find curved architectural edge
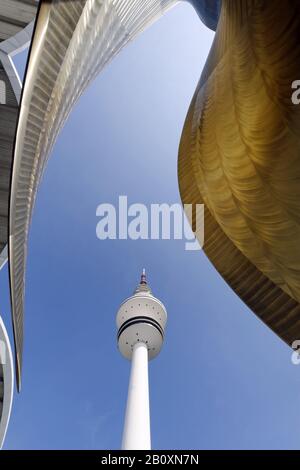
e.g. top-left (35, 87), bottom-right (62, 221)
top-left (0, 22), bottom-right (36, 274)
top-left (0, 316), bottom-right (14, 449)
top-left (0, 2), bottom-right (38, 274)
top-left (189, 0), bottom-right (220, 31)
top-left (179, 0), bottom-right (300, 347)
top-left (9, 0), bottom-right (220, 390)
top-left (9, 0), bottom-right (182, 391)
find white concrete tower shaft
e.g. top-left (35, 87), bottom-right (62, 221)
top-left (122, 342), bottom-right (151, 450)
top-left (116, 269), bottom-right (167, 450)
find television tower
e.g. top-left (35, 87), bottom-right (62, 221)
top-left (116, 269), bottom-right (167, 450)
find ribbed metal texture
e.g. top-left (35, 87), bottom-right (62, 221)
top-left (0, 0), bottom-right (37, 42)
top-left (12, 0), bottom-right (300, 391)
top-left (179, 0), bottom-right (300, 347)
top-left (10, 0), bottom-right (177, 390)
top-left (0, 1), bottom-right (37, 273)
top-left (0, 316), bottom-right (13, 449)
top-left (0, 63), bottom-right (17, 257)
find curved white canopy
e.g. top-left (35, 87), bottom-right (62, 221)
top-left (0, 316), bottom-right (13, 449)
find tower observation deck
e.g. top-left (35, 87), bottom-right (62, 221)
top-left (116, 270), bottom-right (167, 450)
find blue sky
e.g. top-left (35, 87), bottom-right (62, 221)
top-left (1, 2), bottom-right (300, 450)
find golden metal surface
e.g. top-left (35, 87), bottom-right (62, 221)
top-left (179, 0), bottom-right (300, 345)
